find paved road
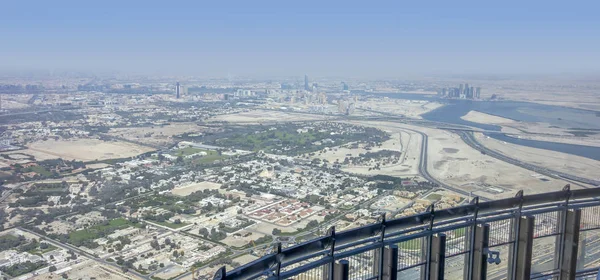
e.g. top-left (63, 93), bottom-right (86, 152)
top-left (19, 227), bottom-right (148, 280)
top-left (457, 130), bottom-right (600, 187)
top-left (400, 127), bottom-right (490, 202)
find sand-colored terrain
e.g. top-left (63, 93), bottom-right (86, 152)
top-left (314, 127), bottom-right (421, 176)
top-left (171, 181), bottom-right (222, 196)
top-left (461, 111), bottom-right (516, 125)
top-left (338, 121), bottom-right (420, 177)
top-left (153, 265), bottom-right (187, 280)
top-left (503, 131), bottom-right (600, 148)
top-left (30, 260), bottom-right (134, 280)
top-left (475, 133), bottom-right (600, 181)
top-left (210, 109), bottom-right (329, 123)
top-left (358, 99), bottom-right (443, 119)
top-left (25, 138), bottom-right (155, 162)
top-left (343, 120), bottom-right (573, 199)
top-left (424, 127), bottom-right (573, 199)
top-left (222, 230), bottom-right (269, 248)
top-left (109, 122), bottom-right (200, 146)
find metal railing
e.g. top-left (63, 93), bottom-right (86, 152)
top-left (215, 185), bottom-right (600, 280)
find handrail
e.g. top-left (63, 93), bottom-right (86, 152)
top-left (220, 186), bottom-right (600, 280)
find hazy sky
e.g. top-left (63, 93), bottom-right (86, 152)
top-left (1, 0), bottom-right (599, 77)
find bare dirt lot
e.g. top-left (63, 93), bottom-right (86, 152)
top-left (475, 133), bottom-right (600, 181)
top-left (171, 181), bottom-right (222, 196)
top-left (109, 122), bottom-right (201, 146)
top-left (461, 110), bottom-right (516, 125)
top-left (344, 120), bottom-right (574, 200)
top-left (222, 230), bottom-right (269, 248)
top-left (358, 99), bottom-right (443, 119)
top-left (30, 260), bottom-right (134, 280)
top-left (340, 121), bottom-right (423, 176)
top-left (423, 127), bottom-right (573, 199)
top-left (25, 138), bottom-right (155, 161)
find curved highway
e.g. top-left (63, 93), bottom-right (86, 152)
top-left (352, 111), bottom-right (599, 189)
top-left (409, 128), bottom-right (491, 202)
top-left (456, 130), bottom-right (600, 187)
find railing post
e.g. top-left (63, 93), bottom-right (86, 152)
top-left (428, 233), bottom-right (447, 280)
top-left (508, 190), bottom-right (524, 280)
top-left (377, 214), bottom-right (387, 280)
top-left (422, 204), bottom-right (436, 280)
top-left (275, 242), bottom-right (282, 278)
top-left (556, 185), bottom-right (572, 273)
top-left (514, 216), bottom-right (535, 280)
top-left (470, 224), bottom-right (490, 280)
top-left (559, 209), bottom-right (582, 280)
top-left (382, 245), bottom-right (399, 280)
top-left (333, 260), bottom-right (350, 280)
top-left (323, 226), bottom-right (336, 280)
top-left (577, 231), bottom-right (587, 271)
top-left (465, 197), bottom-right (480, 280)
top-left (213, 266), bottom-right (226, 280)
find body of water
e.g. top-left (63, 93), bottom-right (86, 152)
top-left (363, 93), bottom-right (600, 161)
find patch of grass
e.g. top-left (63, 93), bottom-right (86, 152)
top-left (172, 147), bottom-right (205, 156)
top-left (25, 166), bottom-right (53, 176)
top-left (28, 244), bottom-right (58, 255)
top-left (425, 193), bottom-right (442, 201)
top-left (151, 220), bottom-right (189, 229)
top-left (195, 154), bottom-right (227, 163)
top-left (69, 218), bottom-right (139, 244)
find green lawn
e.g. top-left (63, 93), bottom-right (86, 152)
top-left (69, 218), bottom-right (138, 243)
top-left (151, 220), bottom-right (189, 229)
top-left (25, 166), bottom-right (53, 176)
top-left (424, 193), bottom-right (442, 202)
top-left (171, 147), bottom-right (228, 163)
top-left (195, 154), bottom-right (227, 163)
top-left (28, 244), bottom-right (58, 255)
top-left (172, 147), bottom-right (206, 156)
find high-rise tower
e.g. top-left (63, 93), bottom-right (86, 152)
top-left (176, 82), bottom-right (180, 99)
top-left (304, 75), bottom-right (309, 91)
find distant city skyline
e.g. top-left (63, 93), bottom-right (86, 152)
top-left (1, 0), bottom-right (599, 77)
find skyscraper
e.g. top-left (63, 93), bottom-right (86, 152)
top-left (176, 82), bottom-right (180, 99)
top-left (304, 75), bottom-right (310, 91)
top-left (475, 87), bottom-right (481, 99)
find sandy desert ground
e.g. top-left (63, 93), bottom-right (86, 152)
top-left (423, 127), bottom-right (574, 199)
top-left (475, 133), bottom-right (600, 181)
top-left (345, 120), bottom-right (574, 199)
top-left (29, 260), bottom-right (134, 280)
top-left (24, 138), bottom-right (155, 162)
top-left (316, 126), bottom-right (421, 177)
top-left (109, 122), bottom-right (201, 146)
top-left (358, 99), bottom-right (443, 118)
top-left (461, 110), bottom-right (516, 125)
top-left (171, 181), bottom-right (222, 196)
top-left (221, 230), bottom-right (269, 247)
